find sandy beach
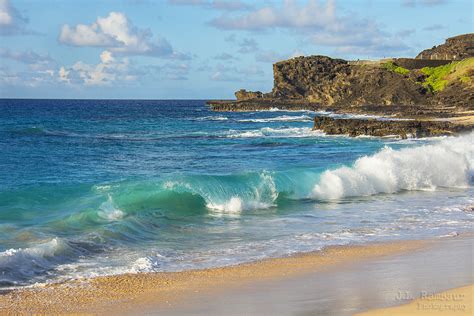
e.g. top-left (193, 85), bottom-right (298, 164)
top-left (357, 285), bottom-right (473, 316)
top-left (0, 235), bottom-right (472, 315)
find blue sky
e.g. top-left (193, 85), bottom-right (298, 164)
top-left (0, 0), bottom-right (472, 99)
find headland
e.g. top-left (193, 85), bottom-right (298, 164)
top-left (208, 34), bottom-right (474, 138)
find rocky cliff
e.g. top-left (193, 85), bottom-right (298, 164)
top-left (207, 34), bottom-right (474, 137)
top-left (271, 56), bottom-right (429, 106)
top-left (416, 33), bottom-right (474, 60)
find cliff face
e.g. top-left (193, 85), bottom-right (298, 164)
top-left (208, 34), bottom-right (473, 117)
top-left (207, 35), bottom-right (473, 137)
top-left (416, 34), bottom-right (474, 60)
top-left (271, 56), bottom-right (428, 106)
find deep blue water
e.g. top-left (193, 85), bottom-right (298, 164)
top-left (0, 99), bottom-right (472, 287)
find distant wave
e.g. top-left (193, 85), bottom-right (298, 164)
top-left (312, 133), bottom-right (473, 199)
top-left (193, 115), bottom-right (228, 121)
top-left (237, 115), bottom-right (312, 123)
top-left (226, 127), bottom-right (325, 138)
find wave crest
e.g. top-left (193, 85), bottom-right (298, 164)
top-left (312, 133), bottom-right (473, 200)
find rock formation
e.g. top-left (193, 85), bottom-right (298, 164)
top-left (271, 55), bottom-right (429, 106)
top-left (207, 34), bottom-right (474, 137)
top-left (313, 116), bottom-right (471, 138)
top-left (416, 34), bottom-right (474, 61)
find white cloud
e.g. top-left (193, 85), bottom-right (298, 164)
top-left (58, 66), bottom-right (69, 83)
top-left (209, 0), bottom-right (336, 30)
top-left (59, 12), bottom-right (176, 58)
top-left (0, 0), bottom-right (30, 35)
top-left (0, 48), bottom-right (56, 70)
top-left (100, 50), bottom-right (115, 63)
top-left (169, 0), bottom-right (253, 11)
top-left (60, 51), bottom-right (137, 86)
top-left (208, 0), bottom-right (411, 58)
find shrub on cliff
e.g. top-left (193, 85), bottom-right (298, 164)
top-left (421, 57), bottom-right (474, 92)
top-left (383, 61), bottom-right (410, 75)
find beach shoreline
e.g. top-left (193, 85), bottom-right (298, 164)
top-left (1, 235), bottom-right (472, 315)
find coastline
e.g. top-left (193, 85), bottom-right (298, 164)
top-left (1, 236), bottom-right (472, 314)
top-left (207, 100), bottom-right (474, 138)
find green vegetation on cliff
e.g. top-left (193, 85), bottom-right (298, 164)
top-left (421, 57), bottom-right (474, 92)
top-left (382, 61), bottom-right (410, 75)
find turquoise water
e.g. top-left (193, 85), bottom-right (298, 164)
top-left (0, 99), bottom-right (472, 287)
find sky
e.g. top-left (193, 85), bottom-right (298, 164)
top-left (0, 0), bottom-right (472, 99)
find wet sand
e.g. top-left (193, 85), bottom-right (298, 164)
top-left (0, 236), bottom-right (471, 315)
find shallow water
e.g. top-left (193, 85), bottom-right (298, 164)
top-left (0, 99), bottom-right (472, 287)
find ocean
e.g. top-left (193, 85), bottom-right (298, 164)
top-left (0, 99), bottom-right (472, 288)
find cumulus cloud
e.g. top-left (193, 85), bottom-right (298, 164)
top-left (209, 0), bottom-right (336, 30)
top-left (0, 0), bottom-right (30, 35)
top-left (168, 0), bottom-right (253, 11)
top-left (208, 0), bottom-right (410, 57)
top-left (59, 12), bottom-right (180, 58)
top-left (59, 51), bottom-right (137, 86)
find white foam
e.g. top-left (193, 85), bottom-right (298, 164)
top-left (312, 133), bottom-right (474, 200)
top-left (315, 110), bottom-right (414, 121)
top-left (237, 115), bottom-right (312, 123)
top-left (206, 172), bottom-right (278, 213)
top-left (0, 238), bottom-right (71, 283)
top-left (195, 115), bottom-right (228, 121)
top-left (226, 127), bottom-right (325, 138)
top-left (98, 195), bottom-right (124, 221)
top-left (130, 257), bottom-right (154, 273)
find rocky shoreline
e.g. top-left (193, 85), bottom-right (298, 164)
top-left (313, 116), bottom-right (472, 138)
top-left (207, 34), bottom-right (473, 138)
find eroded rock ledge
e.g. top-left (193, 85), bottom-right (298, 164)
top-left (313, 116), bottom-right (471, 139)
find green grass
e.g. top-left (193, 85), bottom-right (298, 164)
top-left (421, 63), bottom-right (455, 92)
top-left (421, 57), bottom-right (474, 92)
top-left (382, 61), bottom-right (410, 75)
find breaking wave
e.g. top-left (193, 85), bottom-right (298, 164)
top-left (1, 133), bottom-right (473, 287)
top-left (226, 127), bottom-right (325, 138)
top-left (194, 115), bottom-right (228, 121)
top-left (312, 133), bottom-right (473, 199)
top-left (237, 115), bottom-right (313, 123)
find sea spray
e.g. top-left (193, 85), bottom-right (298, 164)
top-left (98, 195), bottom-right (125, 221)
top-left (312, 133), bottom-right (473, 200)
